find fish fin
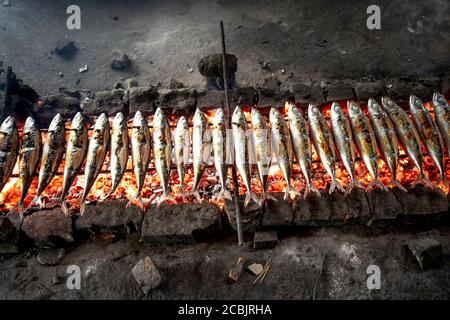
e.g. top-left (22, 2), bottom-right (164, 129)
top-left (260, 190), bottom-right (278, 204)
top-left (157, 192), bottom-right (173, 207)
top-left (329, 178), bottom-right (345, 194)
top-left (79, 201), bottom-right (86, 216)
top-left (27, 196), bottom-right (43, 209)
top-left (101, 191), bottom-right (112, 201)
top-left (346, 179), bottom-right (364, 195)
top-left (304, 183), bottom-right (321, 198)
top-left (388, 179), bottom-right (407, 192)
top-left (366, 179), bottom-right (387, 192)
top-left (191, 190), bottom-right (203, 203)
top-left (61, 200), bottom-right (71, 217)
top-left (412, 173), bottom-right (433, 189)
top-left (127, 193), bottom-right (145, 211)
top-left (244, 190), bottom-right (260, 207)
top-left (218, 188), bottom-right (232, 201)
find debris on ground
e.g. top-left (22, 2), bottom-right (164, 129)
top-left (227, 257), bottom-right (245, 282)
top-left (79, 65), bottom-right (88, 73)
top-left (248, 263), bottom-right (263, 276)
top-left (110, 51), bottom-right (131, 70)
top-left (131, 256), bottom-right (164, 295)
top-left (253, 257), bottom-right (272, 284)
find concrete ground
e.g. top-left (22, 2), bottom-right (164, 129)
top-left (0, 0), bottom-right (449, 96)
top-left (0, 225), bottom-right (449, 300)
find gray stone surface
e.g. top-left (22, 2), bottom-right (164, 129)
top-left (37, 248), bottom-right (65, 266)
top-left (405, 238), bottom-right (443, 270)
top-left (254, 231), bottom-right (278, 250)
top-left (260, 192), bottom-right (294, 227)
top-left (291, 81), bottom-right (325, 104)
top-left (132, 256), bottom-right (164, 295)
top-left (157, 88), bottom-right (197, 115)
top-left (224, 196), bottom-right (262, 232)
top-left (325, 80), bottom-right (355, 102)
top-left (354, 81), bottom-right (386, 100)
top-left (393, 186), bottom-right (448, 216)
top-left (125, 86), bottom-right (158, 115)
top-left (34, 94), bottom-right (81, 126)
top-left (81, 89), bottom-right (126, 116)
top-left (367, 189), bottom-right (403, 220)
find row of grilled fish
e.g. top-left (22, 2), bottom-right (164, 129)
top-left (0, 93), bottom-right (448, 218)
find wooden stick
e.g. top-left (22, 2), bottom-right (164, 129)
top-left (253, 257), bottom-right (272, 284)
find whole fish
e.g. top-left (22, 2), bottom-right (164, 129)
top-left (153, 108), bottom-right (173, 206)
top-left (128, 111), bottom-right (151, 210)
top-left (287, 103), bottom-right (321, 198)
top-left (60, 112), bottom-right (88, 215)
top-left (0, 116), bottom-right (19, 195)
top-left (409, 95), bottom-right (446, 186)
top-left (251, 107), bottom-right (275, 202)
top-left (330, 102), bottom-right (362, 194)
top-left (368, 99), bottom-right (406, 191)
top-left (347, 101), bottom-right (386, 192)
top-left (270, 107), bottom-right (296, 200)
top-left (191, 108), bottom-right (212, 202)
top-left (174, 116), bottom-right (190, 195)
top-left (432, 92), bottom-right (450, 157)
top-left (105, 112), bottom-right (129, 199)
top-left (79, 113), bottom-right (110, 215)
top-left (28, 113), bottom-right (65, 209)
top-left (232, 106), bottom-right (259, 206)
top-left (212, 108), bottom-right (231, 200)
top-left (10, 116), bottom-right (40, 219)
top-left (308, 104), bottom-right (344, 194)
top-left (381, 96), bottom-right (431, 187)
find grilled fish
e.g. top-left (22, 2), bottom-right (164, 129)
top-left (348, 101), bottom-right (386, 192)
top-left (128, 111), bottom-right (151, 211)
top-left (270, 107), bottom-right (296, 200)
top-left (153, 108), bottom-right (173, 206)
top-left (368, 99), bottom-right (406, 191)
top-left (409, 95), bottom-right (446, 186)
top-left (105, 112), bottom-right (129, 199)
top-left (60, 112), bottom-right (88, 215)
top-left (381, 96), bottom-right (431, 187)
top-left (191, 108), bottom-right (212, 202)
top-left (174, 116), bottom-right (190, 195)
top-left (9, 117), bottom-right (40, 218)
top-left (28, 113), bottom-right (65, 209)
top-left (432, 92), bottom-right (450, 157)
top-left (308, 104), bottom-right (344, 193)
top-left (212, 108), bottom-right (231, 200)
top-left (330, 102), bottom-right (362, 194)
top-left (251, 107), bottom-right (276, 203)
top-left (232, 106), bottom-right (259, 206)
top-left (79, 113), bottom-right (110, 215)
top-left (0, 117), bottom-right (19, 195)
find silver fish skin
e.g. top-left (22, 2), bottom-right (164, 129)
top-left (29, 113), bottom-right (65, 209)
top-left (347, 101), bottom-right (386, 192)
top-left (432, 92), bottom-right (450, 157)
top-left (61, 112), bottom-right (88, 215)
top-left (212, 108), bottom-right (231, 200)
top-left (232, 106), bottom-right (259, 207)
top-left (153, 108), bottom-right (173, 206)
top-left (80, 113), bottom-right (110, 215)
top-left (270, 107), bottom-right (296, 200)
top-left (0, 116), bottom-right (19, 195)
top-left (174, 116), bottom-right (190, 195)
top-left (105, 112), bottom-right (129, 199)
top-left (251, 107), bottom-right (275, 203)
top-left (409, 95), bottom-right (445, 185)
top-left (367, 99), bottom-right (406, 191)
top-left (10, 116), bottom-right (40, 218)
top-left (128, 111), bottom-right (151, 210)
top-left (330, 102), bottom-right (362, 194)
top-left (308, 104), bottom-right (344, 194)
top-left (191, 108), bottom-right (211, 202)
top-left (381, 96), bottom-right (430, 187)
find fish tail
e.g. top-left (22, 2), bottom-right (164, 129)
top-left (60, 200), bottom-right (71, 217)
top-left (366, 179), bottom-right (387, 192)
top-left (346, 179), bottom-right (364, 195)
top-left (388, 179), bottom-right (407, 192)
top-left (191, 190), bottom-right (203, 203)
top-left (304, 183), bottom-right (321, 198)
top-left (101, 192), bottom-right (112, 201)
top-left (412, 172), bottom-right (433, 188)
top-left (157, 192), bottom-right (173, 207)
top-left (329, 178), bottom-right (345, 194)
top-left (8, 202), bottom-right (25, 222)
top-left (79, 201), bottom-right (86, 216)
top-left (218, 188), bottom-right (232, 201)
top-left (260, 190), bottom-right (277, 204)
top-left (28, 195), bottom-right (43, 209)
top-left (244, 190), bottom-right (260, 207)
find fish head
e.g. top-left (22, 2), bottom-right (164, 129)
top-left (48, 113), bottom-right (64, 132)
top-left (71, 112), bottom-right (86, 130)
top-left (177, 116), bottom-right (188, 129)
top-left (433, 92), bottom-right (448, 108)
top-left (308, 104), bottom-right (320, 120)
top-left (133, 111), bottom-right (146, 127)
top-left (409, 95), bottom-right (423, 112)
top-left (0, 116), bottom-right (16, 133)
top-left (23, 116), bottom-right (37, 133)
top-left (286, 101), bottom-right (299, 119)
top-left (194, 108), bottom-right (206, 127)
top-left (367, 98), bottom-right (382, 115)
top-left (92, 113), bottom-right (110, 138)
top-left (347, 101), bottom-right (362, 118)
top-left (154, 107), bottom-right (165, 122)
top-left (232, 106), bottom-right (244, 125)
top-left (330, 102), bottom-right (343, 120)
top-left (213, 109), bottom-right (225, 129)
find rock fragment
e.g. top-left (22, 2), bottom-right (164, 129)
top-left (132, 256), bottom-right (164, 295)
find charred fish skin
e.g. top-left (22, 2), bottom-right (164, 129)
top-left (153, 108), bottom-right (173, 206)
top-left (10, 116), bottom-right (40, 217)
top-left (270, 107), bottom-right (296, 200)
top-left (409, 95), bottom-right (445, 185)
top-left (128, 111), bottom-right (151, 210)
top-left (347, 100), bottom-right (386, 192)
top-left (79, 113), bottom-right (110, 215)
top-left (29, 113), bottom-right (65, 209)
top-left (106, 112), bottom-right (129, 199)
top-left (368, 98), bottom-right (406, 192)
top-left (191, 108), bottom-right (211, 202)
top-left (432, 92), bottom-right (450, 157)
top-left (232, 106), bottom-right (259, 207)
top-left (0, 116), bottom-right (19, 195)
top-left (381, 96), bottom-right (430, 187)
top-left (251, 107), bottom-right (275, 203)
top-left (174, 115), bottom-right (190, 195)
top-left (329, 102), bottom-right (361, 194)
top-left (308, 104), bottom-right (344, 194)
top-left (287, 102), bottom-right (320, 198)
top-left (212, 108), bottom-right (231, 200)
top-left (61, 112), bottom-right (88, 215)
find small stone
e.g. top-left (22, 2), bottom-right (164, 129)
top-left (228, 257), bottom-right (245, 282)
top-left (124, 78), bottom-right (139, 89)
top-left (281, 69), bottom-right (286, 74)
top-left (113, 81), bottom-right (124, 89)
top-left (169, 78), bottom-right (184, 89)
top-left (405, 238), bottom-right (443, 270)
top-left (54, 40), bottom-right (77, 59)
top-left (132, 256), bottom-right (164, 295)
top-left (110, 51), bottom-right (131, 70)
top-left (51, 275), bottom-right (62, 285)
top-left (79, 65), bottom-right (88, 73)
top-left (37, 248), bottom-right (65, 266)
top-left (187, 66), bottom-right (194, 73)
top-left (58, 72), bottom-right (64, 78)
top-left (248, 263), bottom-right (263, 276)
top-left (3, 0), bottom-right (10, 7)
top-left (254, 231), bottom-right (278, 250)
